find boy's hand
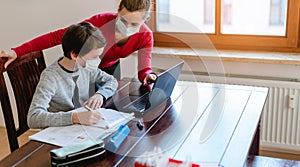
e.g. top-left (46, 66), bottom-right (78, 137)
top-left (82, 93), bottom-right (104, 110)
top-left (72, 111), bottom-right (102, 125)
top-left (0, 50), bottom-right (17, 68)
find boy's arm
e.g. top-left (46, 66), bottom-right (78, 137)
top-left (93, 70), bottom-right (118, 100)
top-left (27, 72), bottom-right (73, 129)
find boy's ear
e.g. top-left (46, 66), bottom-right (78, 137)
top-left (70, 51), bottom-right (78, 60)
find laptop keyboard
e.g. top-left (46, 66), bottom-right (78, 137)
top-left (132, 93), bottom-right (149, 110)
top-left (122, 92), bottom-right (149, 112)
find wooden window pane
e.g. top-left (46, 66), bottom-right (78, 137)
top-left (151, 0), bottom-right (300, 51)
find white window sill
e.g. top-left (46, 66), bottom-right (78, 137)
top-left (152, 47), bottom-right (300, 65)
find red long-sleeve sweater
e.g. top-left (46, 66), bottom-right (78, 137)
top-left (12, 12), bottom-right (154, 82)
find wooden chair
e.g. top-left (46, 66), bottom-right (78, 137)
top-left (0, 51), bottom-right (46, 152)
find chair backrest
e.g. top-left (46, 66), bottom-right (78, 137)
top-left (0, 51), bottom-right (46, 152)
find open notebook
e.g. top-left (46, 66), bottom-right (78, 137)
top-left (93, 108), bottom-right (134, 129)
top-left (29, 108), bottom-right (134, 147)
top-left (70, 107), bottom-right (134, 129)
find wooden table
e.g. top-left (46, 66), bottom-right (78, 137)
top-left (0, 78), bottom-right (268, 167)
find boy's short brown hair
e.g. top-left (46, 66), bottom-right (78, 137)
top-left (62, 22), bottom-right (106, 59)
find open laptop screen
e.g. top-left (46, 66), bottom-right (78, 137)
top-left (145, 62), bottom-right (184, 110)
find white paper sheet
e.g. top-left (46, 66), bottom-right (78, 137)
top-left (29, 125), bottom-right (110, 147)
top-left (29, 108), bottom-right (134, 147)
top-left (94, 108), bottom-right (134, 129)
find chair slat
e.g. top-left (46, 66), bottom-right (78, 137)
top-left (0, 51), bottom-right (46, 152)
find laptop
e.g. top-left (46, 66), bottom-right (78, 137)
top-left (120, 61), bottom-right (184, 114)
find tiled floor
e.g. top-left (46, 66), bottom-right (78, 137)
top-left (260, 150), bottom-right (300, 161)
top-left (246, 156), bottom-right (300, 167)
top-left (0, 127), bottom-right (38, 160)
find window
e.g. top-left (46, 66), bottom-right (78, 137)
top-left (156, 0), bottom-right (215, 33)
top-left (269, 0), bottom-right (285, 25)
top-left (150, 0), bottom-right (300, 51)
top-left (221, 0), bottom-right (287, 36)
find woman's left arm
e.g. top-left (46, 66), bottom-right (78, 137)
top-left (137, 30), bottom-right (156, 84)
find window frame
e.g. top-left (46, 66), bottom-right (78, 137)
top-left (148, 0), bottom-right (300, 52)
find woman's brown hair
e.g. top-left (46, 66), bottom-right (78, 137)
top-left (118, 0), bottom-right (152, 19)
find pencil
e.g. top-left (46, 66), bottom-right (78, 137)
top-left (84, 105), bottom-right (109, 129)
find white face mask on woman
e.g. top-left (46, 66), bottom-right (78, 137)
top-left (116, 18), bottom-right (140, 37)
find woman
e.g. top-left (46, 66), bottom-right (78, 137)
top-left (0, 0), bottom-right (156, 85)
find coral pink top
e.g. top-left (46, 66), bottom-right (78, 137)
top-left (12, 12), bottom-right (154, 82)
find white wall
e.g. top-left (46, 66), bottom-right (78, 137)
top-left (0, 0), bottom-right (118, 126)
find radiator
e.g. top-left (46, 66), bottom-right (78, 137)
top-left (261, 87), bottom-right (300, 154)
top-left (180, 73), bottom-right (300, 154)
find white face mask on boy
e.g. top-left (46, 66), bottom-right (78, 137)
top-left (78, 57), bottom-right (101, 72)
top-left (116, 18), bottom-right (140, 37)
top-left (84, 59), bottom-right (101, 71)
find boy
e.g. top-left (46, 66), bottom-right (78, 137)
top-left (27, 22), bottom-right (118, 129)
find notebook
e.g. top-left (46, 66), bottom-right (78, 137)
top-left (29, 108), bottom-right (134, 147)
top-left (94, 108), bottom-right (134, 129)
top-left (73, 107), bottom-right (134, 129)
top-left (120, 62), bottom-right (184, 114)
